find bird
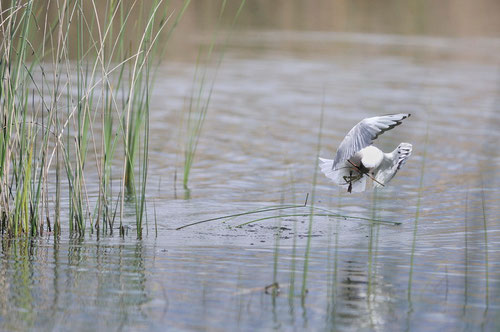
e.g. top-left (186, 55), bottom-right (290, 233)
top-left (319, 114), bottom-right (412, 193)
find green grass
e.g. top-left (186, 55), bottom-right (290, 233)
top-left (0, 0), bottom-right (190, 238)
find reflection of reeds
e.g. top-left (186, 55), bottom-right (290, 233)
top-left (0, 0), bottom-right (189, 238)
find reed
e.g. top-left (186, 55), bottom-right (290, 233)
top-left (1, 0), bottom-right (37, 236)
top-left (181, 0), bottom-right (246, 191)
top-left (480, 177), bottom-right (489, 308)
top-left (301, 100), bottom-right (325, 299)
top-left (0, 0), bottom-right (189, 238)
top-left (288, 173), bottom-right (299, 310)
top-left (463, 188), bottom-right (469, 314)
top-left (408, 125), bottom-right (429, 299)
top-left (271, 193), bottom-right (285, 297)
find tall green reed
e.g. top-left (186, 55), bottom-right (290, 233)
top-left (301, 96), bottom-right (325, 299)
top-left (0, 0), bottom-right (189, 238)
top-left (1, 0), bottom-right (36, 236)
top-left (408, 125), bottom-right (428, 301)
top-left (480, 176), bottom-right (489, 309)
top-left (463, 188), bottom-right (469, 314)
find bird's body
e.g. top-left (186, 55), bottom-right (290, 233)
top-left (319, 114), bottom-right (412, 193)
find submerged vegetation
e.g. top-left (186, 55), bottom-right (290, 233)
top-left (0, 0), bottom-right (190, 238)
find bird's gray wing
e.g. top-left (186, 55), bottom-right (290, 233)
top-left (332, 113), bottom-right (411, 170)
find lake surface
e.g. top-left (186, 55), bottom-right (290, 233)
top-left (2, 1), bottom-right (500, 331)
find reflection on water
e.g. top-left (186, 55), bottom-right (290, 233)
top-left (0, 238), bottom-right (148, 330)
top-left (0, 210), bottom-right (499, 330)
top-left (2, 0), bottom-right (500, 330)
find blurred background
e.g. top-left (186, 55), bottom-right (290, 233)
top-left (168, 0), bottom-right (500, 57)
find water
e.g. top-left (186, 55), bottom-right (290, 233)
top-left (2, 2), bottom-right (500, 331)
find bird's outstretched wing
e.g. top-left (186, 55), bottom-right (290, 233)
top-left (332, 113), bottom-right (411, 170)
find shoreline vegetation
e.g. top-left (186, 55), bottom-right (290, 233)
top-left (0, 0), bottom-right (258, 239)
top-left (0, 0), bottom-right (191, 238)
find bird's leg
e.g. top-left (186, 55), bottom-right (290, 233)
top-left (347, 160), bottom-right (385, 187)
top-left (342, 164), bottom-right (368, 192)
top-left (347, 170), bottom-right (352, 193)
top-left (342, 173), bottom-right (362, 184)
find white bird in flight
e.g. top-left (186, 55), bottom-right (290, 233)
top-left (319, 114), bottom-right (412, 193)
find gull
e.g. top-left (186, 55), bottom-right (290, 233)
top-left (319, 114), bottom-right (412, 193)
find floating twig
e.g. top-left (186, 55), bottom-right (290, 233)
top-left (175, 193), bottom-right (402, 230)
top-left (175, 194), bottom-right (309, 230)
top-left (235, 213), bottom-right (401, 228)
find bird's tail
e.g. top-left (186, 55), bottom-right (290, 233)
top-left (319, 158), bottom-right (367, 192)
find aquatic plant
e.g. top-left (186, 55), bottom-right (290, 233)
top-left (408, 125), bottom-right (428, 299)
top-left (301, 97), bottom-right (325, 299)
top-left (480, 177), bottom-right (489, 308)
top-left (0, 0), bottom-right (190, 238)
top-left (181, 0), bottom-right (246, 192)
